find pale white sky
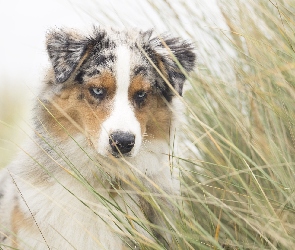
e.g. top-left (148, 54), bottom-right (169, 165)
top-left (0, 0), bottom-right (228, 88)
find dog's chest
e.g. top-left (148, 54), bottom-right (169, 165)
top-left (17, 179), bottom-right (126, 250)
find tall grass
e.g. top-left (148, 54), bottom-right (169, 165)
top-left (180, 0), bottom-right (295, 249)
top-left (1, 0), bottom-right (295, 249)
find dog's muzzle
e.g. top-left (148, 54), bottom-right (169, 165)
top-left (109, 131), bottom-right (135, 156)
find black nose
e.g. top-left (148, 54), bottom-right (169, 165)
top-left (109, 131), bottom-right (135, 155)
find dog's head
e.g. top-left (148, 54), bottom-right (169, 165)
top-left (44, 27), bottom-right (195, 158)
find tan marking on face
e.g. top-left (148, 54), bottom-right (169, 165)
top-left (41, 71), bottom-right (116, 145)
top-left (87, 72), bottom-right (117, 97)
top-left (156, 54), bottom-right (168, 79)
top-left (145, 96), bottom-right (172, 140)
top-left (11, 205), bottom-right (34, 248)
top-left (129, 75), bottom-right (172, 141)
top-left (128, 75), bottom-right (151, 94)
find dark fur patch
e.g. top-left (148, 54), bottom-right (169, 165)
top-left (77, 93), bottom-right (84, 100)
top-left (74, 71), bottom-right (84, 84)
top-left (142, 32), bottom-right (196, 100)
top-left (74, 35), bottom-right (116, 83)
top-left (46, 30), bottom-right (89, 83)
top-left (134, 66), bottom-right (148, 76)
top-left (46, 28), bottom-right (115, 84)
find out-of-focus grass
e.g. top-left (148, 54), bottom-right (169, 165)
top-left (0, 82), bottom-right (31, 169)
top-left (179, 0), bottom-right (295, 249)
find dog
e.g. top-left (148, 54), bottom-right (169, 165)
top-left (0, 27), bottom-right (195, 249)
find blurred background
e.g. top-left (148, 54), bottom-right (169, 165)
top-left (1, 0), bottom-right (295, 249)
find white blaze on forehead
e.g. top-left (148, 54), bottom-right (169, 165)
top-left (116, 45), bottom-right (131, 92)
top-left (96, 45), bottom-right (142, 156)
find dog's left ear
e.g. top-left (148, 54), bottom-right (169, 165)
top-left (46, 29), bottom-right (89, 83)
top-left (145, 33), bottom-right (196, 99)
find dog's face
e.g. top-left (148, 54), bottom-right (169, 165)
top-left (44, 28), bottom-right (195, 158)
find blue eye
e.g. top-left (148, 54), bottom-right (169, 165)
top-left (137, 91), bottom-right (146, 99)
top-left (134, 90), bottom-right (147, 107)
top-left (92, 88), bottom-right (103, 95)
top-left (89, 87), bottom-right (106, 99)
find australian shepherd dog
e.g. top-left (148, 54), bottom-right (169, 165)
top-left (0, 27), bottom-right (195, 249)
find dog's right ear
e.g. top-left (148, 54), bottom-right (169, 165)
top-left (46, 29), bottom-right (90, 83)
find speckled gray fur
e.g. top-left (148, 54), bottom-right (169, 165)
top-left (46, 27), bottom-right (196, 101)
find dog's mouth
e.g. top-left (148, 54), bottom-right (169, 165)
top-left (110, 151), bottom-right (133, 158)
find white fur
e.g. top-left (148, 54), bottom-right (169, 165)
top-left (97, 46), bottom-right (142, 156)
